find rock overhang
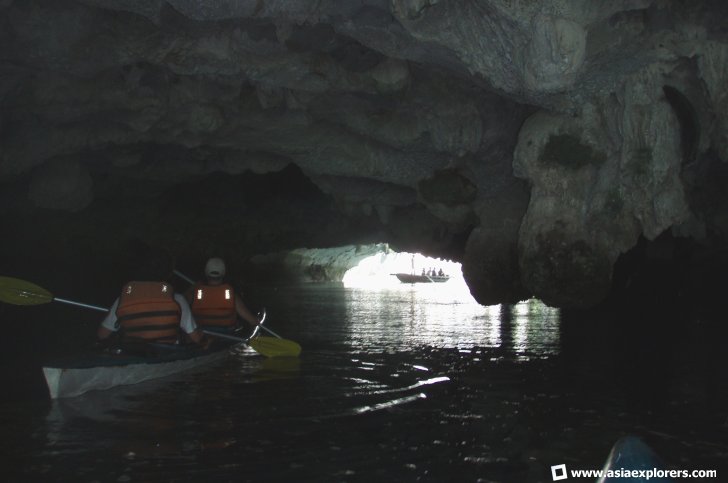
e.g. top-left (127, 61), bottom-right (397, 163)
top-left (1, 0), bottom-right (728, 309)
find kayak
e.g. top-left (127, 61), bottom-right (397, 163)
top-left (42, 339), bottom-right (242, 399)
top-left (0, 276), bottom-right (300, 398)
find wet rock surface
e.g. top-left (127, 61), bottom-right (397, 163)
top-left (2, 0), bottom-right (728, 309)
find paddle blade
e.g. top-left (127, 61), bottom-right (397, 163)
top-left (0, 276), bottom-right (54, 306)
top-left (249, 336), bottom-right (302, 358)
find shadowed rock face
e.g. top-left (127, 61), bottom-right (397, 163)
top-left (1, 0), bottom-right (728, 308)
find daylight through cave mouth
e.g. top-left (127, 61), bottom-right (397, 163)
top-left (341, 248), bottom-right (476, 300)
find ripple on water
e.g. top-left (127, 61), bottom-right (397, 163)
top-left (3, 284), bottom-right (726, 481)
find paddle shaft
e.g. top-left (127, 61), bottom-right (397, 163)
top-left (51, 295), bottom-right (257, 342)
top-left (56, 284), bottom-right (265, 341)
top-left (172, 269), bottom-right (283, 339)
top-left (0, 275), bottom-right (299, 357)
top-left (201, 307), bottom-right (265, 344)
top-left (57, 294), bottom-right (256, 344)
top-left (54, 297), bottom-right (109, 313)
top-left (254, 324), bottom-right (281, 339)
top-left (201, 330), bottom-right (248, 343)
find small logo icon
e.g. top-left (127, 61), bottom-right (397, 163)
top-left (551, 464), bottom-right (568, 481)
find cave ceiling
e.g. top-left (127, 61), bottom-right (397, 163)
top-left (1, 0), bottom-right (728, 308)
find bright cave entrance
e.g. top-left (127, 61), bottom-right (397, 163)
top-left (342, 250), bottom-right (478, 304)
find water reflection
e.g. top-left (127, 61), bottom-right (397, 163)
top-left (337, 285), bottom-right (560, 358)
top-left (353, 393), bottom-right (427, 414)
top-left (509, 300), bottom-right (561, 359)
top-left (12, 284), bottom-right (574, 482)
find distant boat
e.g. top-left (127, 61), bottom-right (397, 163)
top-left (392, 273), bottom-right (450, 284)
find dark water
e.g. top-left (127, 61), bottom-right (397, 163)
top-left (1, 283), bottom-right (727, 482)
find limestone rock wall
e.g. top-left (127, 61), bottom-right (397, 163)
top-left (2, 0), bottom-right (728, 308)
top-left (249, 244), bottom-right (391, 283)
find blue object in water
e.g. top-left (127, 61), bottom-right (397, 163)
top-left (598, 436), bottom-right (674, 482)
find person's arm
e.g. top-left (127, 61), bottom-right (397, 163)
top-left (235, 294), bottom-right (260, 328)
top-left (187, 329), bottom-right (206, 345)
top-left (97, 298), bottom-right (120, 340)
top-left (175, 294), bottom-right (208, 346)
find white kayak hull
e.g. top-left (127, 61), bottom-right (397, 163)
top-left (43, 343), bottom-right (238, 399)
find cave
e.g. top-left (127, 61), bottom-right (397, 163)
top-left (4, 0), bottom-right (727, 312)
top-left (1, 1), bottom-right (728, 481)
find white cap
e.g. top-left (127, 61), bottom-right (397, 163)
top-left (205, 257), bottom-right (226, 278)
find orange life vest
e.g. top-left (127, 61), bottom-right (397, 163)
top-left (116, 281), bottom-right (181, 343)
top-left (190, 283), bottom-right (236, 329)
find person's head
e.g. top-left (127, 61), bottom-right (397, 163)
top-left (205, 257), bottom-right (226, 284)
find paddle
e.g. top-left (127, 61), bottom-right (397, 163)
top-left (200, 309), bottom-right (300, 357)
top-left (172, 269), bottom-right (288, 340)
top-left (203, 330), bottom-right (302, 358)
top-left (0, 276), bottom-right (300, 358)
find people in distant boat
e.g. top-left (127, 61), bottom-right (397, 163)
top-left (97, 250), bottom-right (207, 347)
top-left (186, 257), bottom-right (261, 334)
top-left (438, 268), bottom-right (444, 277)
top-left (421, 268), bottom-right (426, 276)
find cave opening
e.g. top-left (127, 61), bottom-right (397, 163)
top-left (341, 248), bottom-right (472, 296)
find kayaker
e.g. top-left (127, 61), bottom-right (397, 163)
top-left (97, 256), bottom-right (208, 347)
top-left (187, 257), bottom-right (261, 334)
